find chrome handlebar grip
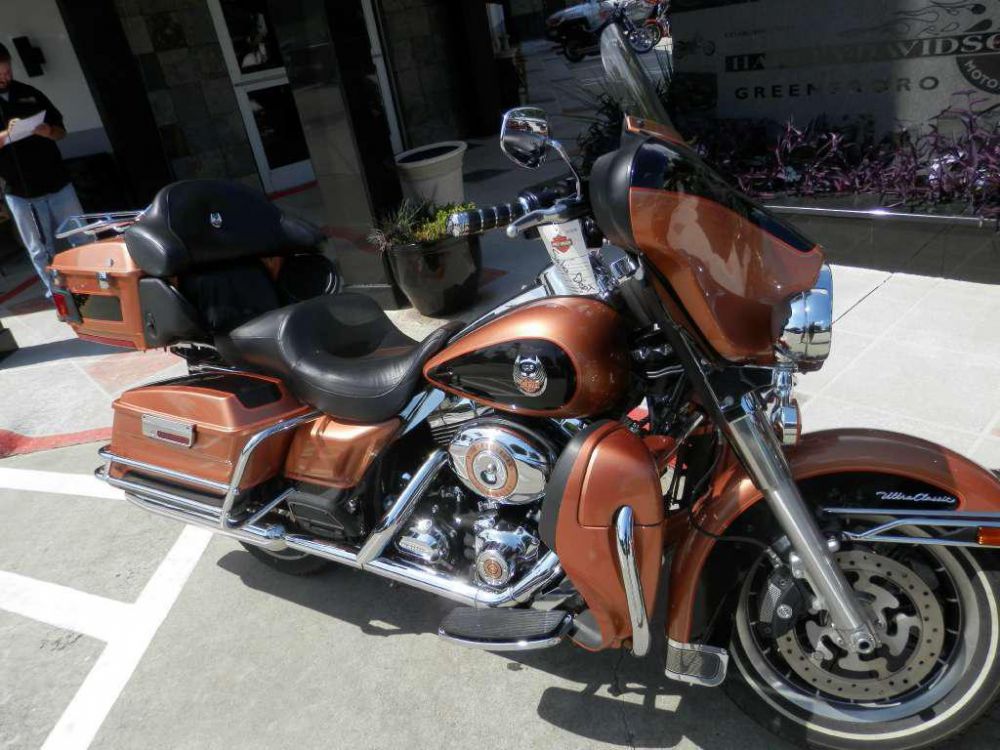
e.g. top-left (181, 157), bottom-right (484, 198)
top-left (447, 199), bottom-right (531, 237)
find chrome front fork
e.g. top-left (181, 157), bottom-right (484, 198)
top-left (726, 393), bottom-right (879, 655)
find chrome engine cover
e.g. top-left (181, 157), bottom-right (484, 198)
top-left (474, 515), bottom-right (540, 588)
top-left (396, 517), bottom-right (453, 564)
top-left (448, 421), bottom-right (555, 505)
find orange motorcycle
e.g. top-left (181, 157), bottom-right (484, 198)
top-left (49, 26), bottom-right (1000, 750)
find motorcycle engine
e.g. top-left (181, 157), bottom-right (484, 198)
top-left (448, 422), bottom-right (554, 505)
top-left (394, 404), bottom-right (562, 590)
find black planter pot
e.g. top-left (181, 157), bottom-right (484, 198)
top-left (386, 235), bottom-right (482, 317)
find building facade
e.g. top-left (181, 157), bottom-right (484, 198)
top-left (4, 0), bottom-right (513, 294)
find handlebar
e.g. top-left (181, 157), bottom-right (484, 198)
top-left (447, 175), bottom-right (581, 238)
top-left (447, 200), bottom-right (530, 237)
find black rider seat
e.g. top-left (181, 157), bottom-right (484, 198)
top-left (216, 293), bottom-right (459, 424)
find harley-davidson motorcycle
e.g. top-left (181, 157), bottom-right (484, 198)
top-left (47, 25), bottom-right (1000, 750)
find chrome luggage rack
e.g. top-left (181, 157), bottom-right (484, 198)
top-left (56, 211), bottom-right (146, 241)
top-left (94, 410), bottom-right (566, 610)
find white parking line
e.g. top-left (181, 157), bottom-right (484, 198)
top-left (41, 525), bottom-right (212, 750)
top-left (0, 571), bottom-right (130, 643)
top-left (0, 467), bottom-right (212, 749)
top-left (0, 468), bottom-right (122, 500)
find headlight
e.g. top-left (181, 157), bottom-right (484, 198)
top-left (776, 264), bottom-right (833, 371)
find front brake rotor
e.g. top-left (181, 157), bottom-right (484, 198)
top-left (775, 550), bottom-right (945, 701)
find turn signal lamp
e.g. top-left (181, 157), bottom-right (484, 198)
top-left (977, 528), bottom-right (1000, 547)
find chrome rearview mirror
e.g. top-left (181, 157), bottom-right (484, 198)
top-left (501, 107), bottom-right (551, 169)
top-left (500, 106), bottom-right (582, 198)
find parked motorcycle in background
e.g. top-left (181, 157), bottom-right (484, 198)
top-left (641, 0), bottom-right (671, 50)
top-left (46, 21), bottom-right (1000, 750)
top-left (547, 0), bottom-right (660, 62)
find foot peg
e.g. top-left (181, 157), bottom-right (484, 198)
top-left (438, 607), bottom-right (571, 651)
top-left (664, 639), bottom-right (729, 687)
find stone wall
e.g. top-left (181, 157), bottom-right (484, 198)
top-left (113, 0), bottom-right (259, 187)
top-left (380, 0), bottom-right (471, 147)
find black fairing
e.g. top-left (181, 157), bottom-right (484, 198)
top-left (428, 339), bottom-right (576, 411)
top-left (590, 131), bottom-right (642, 248)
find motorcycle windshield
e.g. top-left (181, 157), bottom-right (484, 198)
top-left (600, 23), bottom-right (672, 126)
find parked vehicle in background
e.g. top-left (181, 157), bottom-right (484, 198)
top-left (642, 0), bottom-right (671, 48)
top-left (547, 0), bottom-right (659, 62)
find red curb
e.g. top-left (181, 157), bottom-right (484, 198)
top-left (267, 181), bottom-right (319, 201)
top-left (0, 276), bottom-right (39, 305)
top-left (0, 427), bottom-right (112, 458)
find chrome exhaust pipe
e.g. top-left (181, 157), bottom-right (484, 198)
top-left (99, 450), bottom-right (564, 609)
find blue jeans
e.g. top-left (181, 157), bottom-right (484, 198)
top-left (5, 183), bottom-right (83, 298)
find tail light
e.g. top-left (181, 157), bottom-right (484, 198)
top-left (51, 289), bottom-right (81, 323)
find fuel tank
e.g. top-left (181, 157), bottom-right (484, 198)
top-left (423, 297), bottom-right (629, 418)
top-left (590, 116), bottom-right (825, 363)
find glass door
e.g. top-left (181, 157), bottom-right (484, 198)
top-left (206, 0), bottom-right (315, 194)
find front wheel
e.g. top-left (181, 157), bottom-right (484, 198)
top-left (627, 27), bottom-right (657, 54)
top-left (726, 541), bottom-right (1000, 749)
top-left (643, 22), bottom-right (664, 48)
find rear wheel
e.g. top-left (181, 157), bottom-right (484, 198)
top-left (563, 41), bottom-right (586, 62)
top-left (240, 542), bottom-right (334, 576)
top-left (726, 540), bottom-right (1000, 750)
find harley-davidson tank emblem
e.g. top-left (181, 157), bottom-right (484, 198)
top-left (513, 354), bottom-right (547, 397)
top-left (875, 490), bottom-right (957, 505)
top-left (550, 234), bottom-right (573, 254)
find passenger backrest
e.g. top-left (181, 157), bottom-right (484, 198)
top-left (124, 180), bottom-right (325, 277)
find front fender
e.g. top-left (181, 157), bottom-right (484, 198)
top-left (666, 428), bottom-right (1000, 643)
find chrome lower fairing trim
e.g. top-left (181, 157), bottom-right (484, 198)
top-left (614, 506), bottom-right (651, 657)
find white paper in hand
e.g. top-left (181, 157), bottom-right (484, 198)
top-left (7, 111), bottom-right (47, 144)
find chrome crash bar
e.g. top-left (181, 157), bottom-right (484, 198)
top-left (97, 446), bottom-right (565, 610)
top-left (614, 505), bottom-right (650, 657)
top-left (823, 507), bottom-right (1000, 549)
top-left (98, 409), bottom-right (322, 528)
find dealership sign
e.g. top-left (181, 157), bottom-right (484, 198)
top-left (671, 0), bottom-right (1000, 133)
